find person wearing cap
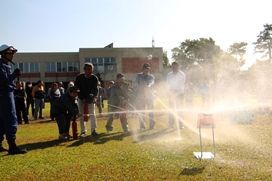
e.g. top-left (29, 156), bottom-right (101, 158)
top-left (75, 62), bottom-right (99, 137)
top-left (51, 86), bottom-right (81, 140)
top-left (166, 61), bottom-right (186, 129)
top-left (105, 73), bottom-right (130, 133)
top-left (0, 44), bottom-right (27, 154)
top-left (135, 62), bottom-right (155, 130)
top-left (58, 81), bottom-right (65, 96)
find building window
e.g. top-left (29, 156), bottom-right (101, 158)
top-left (85, 57), bottom-right (117, 74)
top-left (45, 62), bottom-right (78, 72)
top-left (11, 62), bottom-right (40, 73)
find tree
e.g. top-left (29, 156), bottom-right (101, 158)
top-left (228, 42), bottom-right (247, 66)
top-left (171, 37), bottom-right (221, 81)
top-left (253, 23), bottom-right (272, 63)
top-left (162, 51), bottom-right (170, 68)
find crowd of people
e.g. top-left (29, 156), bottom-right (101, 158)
top-left (1, 43), bottom-right (214, 155)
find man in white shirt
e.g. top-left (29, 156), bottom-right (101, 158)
top-left (166, 61), bottom-right (186, 129)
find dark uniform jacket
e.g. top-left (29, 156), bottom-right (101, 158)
top-left (0, 59), bottom-right (17, 92)
top-left (51, 92), bottom-right (79, 119)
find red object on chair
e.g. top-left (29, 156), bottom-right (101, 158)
top-left (197, 113), bottom-right (215, 128)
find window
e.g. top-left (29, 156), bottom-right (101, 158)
top-left (84, 57), bottom-right (117, 74)
top-left (11, 62), bottom-right (40, 73)
top-left (45, 62), bottom-right (78, 72)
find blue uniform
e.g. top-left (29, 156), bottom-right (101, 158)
top-left (0, 59), bottom-right (19, 141)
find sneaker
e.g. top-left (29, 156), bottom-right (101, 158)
top-left (66, 133), bottom-right (73, 140)
top-left (8, 147), bottom-right (27, 155)
top-left (124, 129), bottom-right (130, 133)
top-left (0, 146), bottom-right (8, 152)
top-left (58, 134), bottom-right (68, 141)
top-left (106, 129), bottom-right (113, 133)
top-left (79, 132), bottom-right (86, 138)
top-left (91, 130), bottom-right (99, 136)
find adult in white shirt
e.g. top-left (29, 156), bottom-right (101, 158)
top-left (166, 61), bottom-right (186, 129)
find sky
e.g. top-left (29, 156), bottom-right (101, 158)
top-left (1, 0), bottom-right (271, 68)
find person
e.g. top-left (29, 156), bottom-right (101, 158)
top-left (66, 81), bottom-right (74, 93)
top-left (51, 86), bottom-right (80, 140)
top-left (32, 80), bottom-right (46, 120)
top-left (199, 80), bottom-right (210, 108)
top-left (25, 82), bottom-right (35, 117)
top-left (49, 82), bottom-right (61, 121)
top-left (106, 81), bottom-right (114, 99)
top-left (75, 62), bottom-right (99, 137)
top-left (14, 81), bottom-right (29, 124)
top-left (96, 81), bottom-right (105, 117)
top-left (0, 44), bottom-right (27, 154)
top-left (184, 80), bottom-right (194, 109)
top-left (105, 73), bottom-right (130, 133)
top-left (166, 61), bottom-right (186, 129)
top-left (135, 62), bottom-right (155, 130)
top-left (58, 81), bottom-right (65, 96)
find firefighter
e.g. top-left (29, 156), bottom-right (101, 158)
top-left (0, 44), bottom-right (27, 154)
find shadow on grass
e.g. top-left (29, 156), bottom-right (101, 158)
top-left (8, 139), bottom-right (63, 153)
top-left (133, 128), bottom-right (175, 143)
top-left (67, 132), bottom-right (131, 147)
top-left (179, 166), bottom-right (205, 176)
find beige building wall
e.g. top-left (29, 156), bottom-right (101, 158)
top-left (13, 47), bottom-right (164, 89)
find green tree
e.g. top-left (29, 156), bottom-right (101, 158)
top-left (253, 23), bottom-right (272, 62)
top-left (171, 37), bottom-right (221, 81)
top-left (162, 51), bottom-right (170, 68)
top-left (228, 42), bottom-right (247, 66)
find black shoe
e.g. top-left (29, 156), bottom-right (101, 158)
top-left (8, 147), bottom-right (27, 155)
top-left (91, 130), bottom-right (99, 136)
top-left (0, 146), bottom-right (8, 152)
top-left (38, 117), bottom-right (44, 119)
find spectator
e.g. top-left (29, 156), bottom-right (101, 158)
top-left (58, 81), bottom-right (65, 96)
top-left (75, 62), bottom-right (99, 137)
top-left (106, 81), bottom-right (114, 99)
top-left (25, 82), bottom-right (35, 117)
top-left (50, 83), bottom-right (61, 121)
top-left (66, 81), bottom-right (74, 93)
top-left (32, 80), bottom-right (46, 120)
top-left (96, 81), bottom-right (105, 117)
top-left (14, 81), bottom-right (29, 124)
top-left (199, 80), bottom-right (210, 108)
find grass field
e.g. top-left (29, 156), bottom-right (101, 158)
top-left (0, 99), bottom-right (272, 180)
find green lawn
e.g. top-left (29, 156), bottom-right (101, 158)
top-left (0, 100), bottom-right (272, 180)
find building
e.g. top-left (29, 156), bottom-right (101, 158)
top-left (12, 46), bottom-right (164, 91)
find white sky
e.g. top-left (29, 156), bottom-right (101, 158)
top-left (1, 0), bottom-right (271, 67)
